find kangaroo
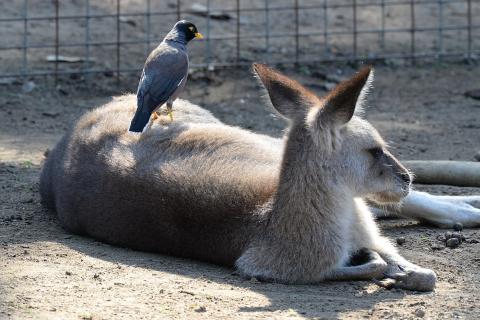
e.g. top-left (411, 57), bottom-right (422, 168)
top-left (40, 64), bottom-right (436, 291)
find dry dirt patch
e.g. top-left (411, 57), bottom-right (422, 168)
top-left (1, 64), bottom-right (480, 319)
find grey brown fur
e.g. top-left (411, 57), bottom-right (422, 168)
top-left (40, 65), bottom-right (436, 291)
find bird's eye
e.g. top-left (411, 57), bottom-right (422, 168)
top-left (189, 26), bottom-right (194, 32)
top-left (367, 147), bottom-right (384, 159)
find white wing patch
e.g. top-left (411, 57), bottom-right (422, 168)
top-left (177, 75), bottom-right (186, 87)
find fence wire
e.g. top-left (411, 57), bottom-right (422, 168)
top-left (0, 0), bottom-right (479, 81)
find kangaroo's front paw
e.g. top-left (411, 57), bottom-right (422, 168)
top-left (384, 264), bottom-right (437, 292)
top-left (364, 256), bottom-right (389, 279)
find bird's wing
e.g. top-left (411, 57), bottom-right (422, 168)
top-left (136, 49), bottom-right (188, 114)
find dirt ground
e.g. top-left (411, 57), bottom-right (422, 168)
top-left (2, 0), bottom-right (480, 76)
top-left (1, 63), bottom-right (480, 320)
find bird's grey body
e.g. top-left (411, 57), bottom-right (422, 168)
top-left (129, 21), bottom-right (201, 133)
top-left (138, 44), bottom-right (188, 112)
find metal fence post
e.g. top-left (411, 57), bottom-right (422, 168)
top-left (353, 0), bottom-right (357, 60)
top-left (236, 0), bottom-right (240, 64)
top-left (294, 0), bottom-right (299, 65)
top-left (437, 0), bottom-right (443, 60)
top-left (54, 0), bottom-right (59, 84)
top-left (116, 0), bottom-right (120, 84)
top-left (467, 0), bottom-right (472, 59)
top-left (410, 0), bottom-right (416, 63)
top-left (84, 0), bottom-right (91, 81)
top-left (323, 0), bottom-right (329, 58)
top-left (22, 0), bottom-right (28, 81)
top-left (145, 0), bottom-right (151, 56)
top-left (264, 0), bottom-right (270, 62)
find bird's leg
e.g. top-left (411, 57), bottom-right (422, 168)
top-left (166, 101), bottom-right (174, 121)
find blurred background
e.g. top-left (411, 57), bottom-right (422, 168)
top-left (0, 0), bottom-right (479, 80)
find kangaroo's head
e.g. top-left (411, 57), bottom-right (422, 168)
top-left (253, 64), bottom-right (411, 204)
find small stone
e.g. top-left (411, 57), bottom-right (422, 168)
top-left (431, 243), bottom-right (444, 251)
top-left (453, 223), bottom-right (463, 231)
top-left (21, 81), bottom-right (36, 93)
top-left (249, 277), bottom-right (261, 284)
top-left (179, 290), bottom-right (195, 296)
top-left (69, 73), bottom-right (81, 80)
top-left (446, 238), bottom-right (460, 248)
top-left (65, 271), bottom-right (72, 276)
top-left (444, 231), bottom-right (453, 240)
top-left (194, 306), bottom-right (207, 313)
top-left (323, 82), bottom-right (336, 90)
top-left (468, 239), bottom-right (479, 244)
top-left (103, 70), bottom-right (114, 77)
top-left (42, 112), bottom-right (60, 118)
top-left (465, 88), bottom-right (480, 100)
top-left (452, 232), bottom-right (464, 243)
top-left (56, 85), bottom-right (68, 95)
top-left (414, 308), bottom-right (426, 318)
top-left (119, 16), bottom-right (137, 27)
top-left (396, 237), bottom-right (406, 245)
top-left (474, 151), bottom-right (480, 162)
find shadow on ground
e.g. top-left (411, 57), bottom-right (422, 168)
top-left (0, 164), bottom-right (422, 319)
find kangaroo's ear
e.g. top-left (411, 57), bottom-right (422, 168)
top-left (318, 66), bottom-right (373, 126)
top-left (253, 63), bottom-right (320, 120)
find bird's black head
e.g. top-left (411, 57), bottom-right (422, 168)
top-left (174, 20), bottom-right (203, 42)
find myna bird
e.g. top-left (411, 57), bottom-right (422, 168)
top-left (129, 20), bottom-right (203, 133)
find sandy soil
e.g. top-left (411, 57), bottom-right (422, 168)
top-left (1, 63), bottom-right (480, 319)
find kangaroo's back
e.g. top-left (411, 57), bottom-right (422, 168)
top-left (40, 94), bottom-right (282, 266)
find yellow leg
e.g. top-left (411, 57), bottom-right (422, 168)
top-left (152, 112), bottom-right (159, 120)
top-left (166, 105), bottom-right (174, 122)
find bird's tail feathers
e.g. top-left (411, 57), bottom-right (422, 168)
top-left (129, 110), bottom-right (151, 133)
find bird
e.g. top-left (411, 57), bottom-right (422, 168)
top-left (129, 20), bottom-right (203, 133)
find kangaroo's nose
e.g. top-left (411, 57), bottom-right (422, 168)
top-left (399, 172), bottom-right (411, 184)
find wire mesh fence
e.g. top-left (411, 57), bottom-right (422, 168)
top-left (0, 0), bottom-right (479, 81)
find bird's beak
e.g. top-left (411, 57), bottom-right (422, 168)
top-left (194, 32), bottom-right (204, 39)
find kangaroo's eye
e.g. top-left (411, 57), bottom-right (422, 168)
top-left (368, 147), bottom-right (383, 159)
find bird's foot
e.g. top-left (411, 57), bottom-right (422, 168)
top-left (167, 110), bottom-right (174, 122)
top-left (152, 112), bottom-right (160, 120)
